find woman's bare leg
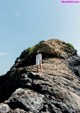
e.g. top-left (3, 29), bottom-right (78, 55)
top-left (40, 63), bottom-right (42, 73)
top-left (37, 65), bottom-right (39, 73)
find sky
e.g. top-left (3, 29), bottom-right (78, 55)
top-left (0, 0), bottom-right (80, 75)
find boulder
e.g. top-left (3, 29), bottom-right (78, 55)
top-left (0, 103), bottom-right (10, 113)
top-left (0, 39), bottom-right (80, 113)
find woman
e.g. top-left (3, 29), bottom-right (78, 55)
top-left (36, 50), bottom-right (42, 73)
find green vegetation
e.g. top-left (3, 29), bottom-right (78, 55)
top-left (27, 46), bottom-right (36, 55)
top-left (67, 43), bottom-right (74, 49)
top-left (27, 40), bottom-right (45, 55)
top-left (38, 40), bottom-right (45, 44)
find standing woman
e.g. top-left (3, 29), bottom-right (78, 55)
top-left (36, 50), bottom-right (42, 73)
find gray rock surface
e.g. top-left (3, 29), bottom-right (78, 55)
top-left (0, 39), bottom-right (80, 113)
top-left (67, 55), bottom-right (80, 77)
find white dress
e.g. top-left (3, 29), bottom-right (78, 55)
top-left (36, 53), bottom-right (42, 65)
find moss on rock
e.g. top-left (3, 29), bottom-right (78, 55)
top-left (67, 43), bottom-right (74, 49)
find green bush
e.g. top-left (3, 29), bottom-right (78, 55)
top-left (26, 40), bottom-right (45, 55)
top-left (39, 40), bottom-right (45, 44)
top-left (67, 43), bottom-right (74, 49)
top-left (27, 46), bottom-right (36, 55)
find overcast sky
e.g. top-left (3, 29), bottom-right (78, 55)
top-left (0, 0), bottom-right (80, 75)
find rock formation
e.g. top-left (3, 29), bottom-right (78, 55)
top-left (0, 39), bottom-right (80, 113)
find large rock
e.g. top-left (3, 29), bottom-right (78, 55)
top-left (0, 39), bottom-right (80, 113)
top-left (3, 68), bottom-right (80, 112)
top-left (0, 103), bottom-right (10, 113)
top-left (5, 88), bottom-right (44, 112)
top-left (12, 39), bottom-right (77, 68)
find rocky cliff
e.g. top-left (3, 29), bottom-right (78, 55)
top-left (0, 39), bottom-right (80, 113)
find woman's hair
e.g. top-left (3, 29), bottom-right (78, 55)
top-left (37, 50), bottom-right (41, 54)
